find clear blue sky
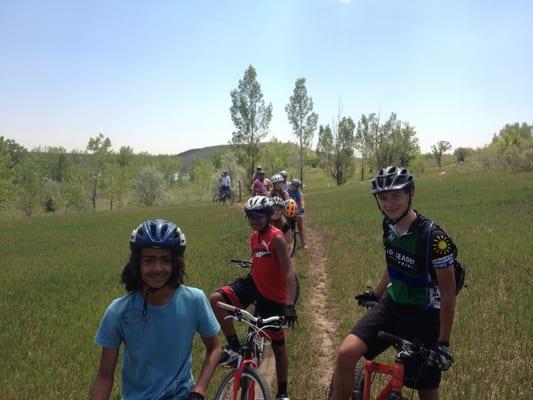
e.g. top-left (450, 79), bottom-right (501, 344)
top-left (1, 0), bottom-right (532, 154)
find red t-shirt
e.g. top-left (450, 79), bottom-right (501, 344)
top-left (250, 225), bottom-right (286, 303)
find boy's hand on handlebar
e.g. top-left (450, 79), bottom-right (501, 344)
top-left (282, 304), bottom-right (297, 328)
top-left (354, 288), bottom-right (379, 305)
top-left (188, 391), bottom-right (205, 400)
top-left (436, 342), bottom-right (453, 371)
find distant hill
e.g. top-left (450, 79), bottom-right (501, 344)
top-left (177, 144), bottom-right (230, 168)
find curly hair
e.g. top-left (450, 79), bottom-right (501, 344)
top-left (121, 249), bottom-right (186, 292)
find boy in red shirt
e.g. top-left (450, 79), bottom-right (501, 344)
top-left (210, 196), bottom-right (297, 400)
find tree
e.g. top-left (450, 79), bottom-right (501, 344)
top-left (355, 113), bottom-right (379, 181)
top-left (260, 138), bottom-right (293, 179)
top-left (431, 140), bottom-right (452, 169)
top-left (316, 117), bottom-right (356, 185)
top-left (13, 154), bottom-right (44, 216)
top-left (230, 65), bottom-right (273, 184)
top-left (453, 147), bottom-right (473, 163)
top-left (285, 78), bottom-right (318, 183)
top-left (86, 134), bottom-right (112, 212)
top-left (491, 122), bottom-right (532, 152)
top-left (134, 166), bottom-right (165, 206)
top-left (355, 113), bottom-right (419, 171)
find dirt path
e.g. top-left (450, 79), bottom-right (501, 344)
top-left (303, 224), bottom-right (338, 389)
top-left (251, 223), bottom-right (339, 395)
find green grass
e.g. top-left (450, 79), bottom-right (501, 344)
top-left (302, 169), bottom-right (533, 399)
top-left (1, 169), bottom-right (532, 399)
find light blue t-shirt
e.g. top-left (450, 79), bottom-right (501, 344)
top-left (94, 285), bottom-right (220, 400)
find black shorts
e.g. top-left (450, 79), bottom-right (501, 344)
top-left (351, 295), bottom-right (441, 390)
top-left (218, 274), bottom-right (285, 341)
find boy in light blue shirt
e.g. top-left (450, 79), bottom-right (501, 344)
top-left (92, 219), bottom-right (221, 400)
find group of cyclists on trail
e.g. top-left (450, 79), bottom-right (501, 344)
top-left (92, 165), bottom-right (460, 400)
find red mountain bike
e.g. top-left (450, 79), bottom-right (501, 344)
top-left (213, 301), bottom-right (286, 400)
top-left (326, 301), bottom-right (445, 400)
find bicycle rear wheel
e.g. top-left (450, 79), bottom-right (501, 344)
top-left (289, 229), bottom-right (297, 257)
top-left (214, 365), bottom-right (272, 400)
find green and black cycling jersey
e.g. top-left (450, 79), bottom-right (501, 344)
top-left (383, 211), bottom-right (457, 309)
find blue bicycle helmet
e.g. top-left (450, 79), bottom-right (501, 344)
top-left (129, 219), bottom-right (186, 253)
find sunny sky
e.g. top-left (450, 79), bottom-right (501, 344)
top-left (1, 0), bottom-right (531, 155)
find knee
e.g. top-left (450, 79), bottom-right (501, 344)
top-left (337, 336), bottom-right (365, 366)
top-left (210, 291), bottom-right (223, 307)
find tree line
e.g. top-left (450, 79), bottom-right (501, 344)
top-left (228, 65), bottom-right (533, 186)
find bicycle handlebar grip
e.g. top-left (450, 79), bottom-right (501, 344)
top-left (378, 331), bottom-right (403, 345)
top-left (217, 301), bottom-right (237, 313)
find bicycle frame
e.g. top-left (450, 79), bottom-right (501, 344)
top-left (361, 360), bottom-right (404, 400)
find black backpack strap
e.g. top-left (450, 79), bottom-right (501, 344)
top-left (425, 221), bottom-right (435, 307)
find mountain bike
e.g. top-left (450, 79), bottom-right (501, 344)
top-left (213, 301), bottom-right (286, 400)
top-left (214, 188), bottom-right (235, 205)
top-left (325, 300), bottom-right (445, 400)
top-left (230, 259), bottom-right (300, 305)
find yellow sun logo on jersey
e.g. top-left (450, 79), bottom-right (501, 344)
top-left (432, 234), bottom-right (451, 256)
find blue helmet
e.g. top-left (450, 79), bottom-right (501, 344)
top-left (129, 219), bottom-right (186, 253)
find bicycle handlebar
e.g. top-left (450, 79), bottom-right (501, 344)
top-left (217, 301), bottom-right (284, 327)
top-left (377, 330), bottom-right (443, 368)
top-left (230, 259), bottom-right (252, 268)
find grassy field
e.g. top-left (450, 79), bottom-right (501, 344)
top-left (1, 169), bottom-right (532, 399)
top-left (300, 169), bottom-right (533, 399)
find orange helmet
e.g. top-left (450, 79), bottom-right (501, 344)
top-left (284, 198), bottom-right (298, 218)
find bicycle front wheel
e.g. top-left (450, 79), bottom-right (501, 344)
top-left (228, 191), bottom-right (235, 205)
top-left (324, 360), bottom-right (365, 400)
top-left (214, 365), bottom-right (272, 400)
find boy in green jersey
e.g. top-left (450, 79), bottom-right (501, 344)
top-left (332, 166), bottom-right (457, 400)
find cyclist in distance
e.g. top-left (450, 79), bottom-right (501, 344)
top-left (219, 170), bottom-right (232, 200)
top-left (269, 174), bottom-right (290, 200)
top-left (91, 219), bottom-right (221, 400)
top-left (251, 170), bottom-right (269, 196)
top-left (279, 170), bottom-right (291, 192)
top-left (209, 196), bottom-right (298, 400)
top-left (332, 166), bottom-right (458, 400)
top-left (288, 179), bottom-right (307, 249)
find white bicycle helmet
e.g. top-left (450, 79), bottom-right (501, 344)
top-left (271, 174), bottom-right (284, 184)
top-left (244, 196), bottom-right (273, 215)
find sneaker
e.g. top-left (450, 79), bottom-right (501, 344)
top-left (218, 347), bottom-right (240, 367)
top-left (276, 395), bottom-right (290, 400)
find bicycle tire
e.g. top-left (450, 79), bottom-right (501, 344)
top-left (293, 275), bottom-right (300, 305)
top-left (228, 191), bottom-right (235, 205)
top-left (289, 229), bottom-right (297, 257)
top-left (325, 360), bottom-right (365, 400)
top-left (213, 194), bottom-right (220, 204)
top-left (214, 365), bottom-right (272, 400)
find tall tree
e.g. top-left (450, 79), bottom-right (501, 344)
top-left (285, 78), bottom-right (318, 183)
top-left (316, 117), bottom-right (356, 185)
top-left (260, 138), bottom-right (293, 177)
top-left (86, 133), bottom-right (112, 212)
top-left (230, 65), bottom-right (273, 184)
top-left (355, 113), bottom-right (379, 181)
top-left (356, 112), bottom-right (419, 171)
top-left (431, 140), bottom-right (452, 169)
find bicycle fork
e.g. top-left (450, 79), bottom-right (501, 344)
top-left (232, 359), bottom-right (258, 400)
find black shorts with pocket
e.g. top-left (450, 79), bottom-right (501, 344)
top-left (217, 274), bottom-right (285, 341)
top-left (351, 295), bottom-right (441, 390)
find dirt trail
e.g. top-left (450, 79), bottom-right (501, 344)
top-left (251, 223), bottom-right (339, 394)
top-left (303, 224), bottom-right (338, 389)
